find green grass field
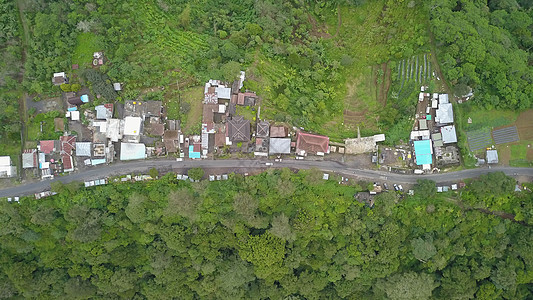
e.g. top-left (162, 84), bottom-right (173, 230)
top-left (166, 86), bottom-right (203, 134)
top-left (72, 32), bottom-right (104, 67)
top-left (460, 104), bottom-right (518, 131)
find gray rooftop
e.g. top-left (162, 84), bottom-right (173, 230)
top-left (76, 142), bottom-right (92, 157)
top-left (269, 138), bottom-right (291, 154)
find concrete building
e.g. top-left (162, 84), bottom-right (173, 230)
top-left (0, 156), bottom-right (16, 178)
top-left (120, 143), bottom-right (146, 160)
top-left (269, 138), bottom-right (291, 154)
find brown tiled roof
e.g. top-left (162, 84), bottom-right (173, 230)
top-left (67, 95), bottom-right (83, 106)
top-left (270, 126), bottom-right (287, 137)
top-left (60, 136), bottom-right (76, 154)
top-left (296, 132), bottom-right (329, 154)
top-left (149, 123), bottom-right (165, 136)
top-left (61, 153), bottom-right (73, 170)
top-left (163, 130), bottom-right (179, 140)
top-left (227, 116), bottom-right (250, 142)
top-left (193, 143), bottom-right (201, 153)
top-left (164, 139), bottom-right (177, 152)
top-left (53, 76), bottom-right (66, 85)
top-left (237, 93), bottom-right (245, 105)
top-left (215, 132), bottom-right (225, 147)
top-left (203, 104), bottom-right (218, 123)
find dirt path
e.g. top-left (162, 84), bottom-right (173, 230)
top-left (426, 22), bottom-right (454, 97)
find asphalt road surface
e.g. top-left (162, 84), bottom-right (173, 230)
top-left (1, 159), bottom-right (532, 198)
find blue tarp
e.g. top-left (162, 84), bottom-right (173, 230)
top-left (189, 145), bottom-right (200, 159)
top-left (81, 94), bottom-right (89, 103)
top-left (414, 139), bottom-right (432, 165)
top-left (68, 107), bottom-right (77, 111)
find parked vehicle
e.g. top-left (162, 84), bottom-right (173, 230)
top-left (393, 184), bottom-right (399, 191)
top-left (295, 156), bottom-right (304, 160)
top-left (398, 185), bottom-right (404, 191)
top-left (265, 162), bottom-right (273, 166)
top-left (383, 183), bottom-right (389, 190)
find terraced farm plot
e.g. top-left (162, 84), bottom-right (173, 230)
top-left (466, 128), bottom-right (493, 151)
top-left (396, 53), bottom-right (432, 95)
top-left (492, 126), bottom-right (519, 145)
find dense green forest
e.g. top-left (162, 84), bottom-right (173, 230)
top-left (0, 170), bottom-right (532, 298)
top-left (430, 0), bottom-right (533, 109)
top-left (0, 0), bottom-right (22, 161)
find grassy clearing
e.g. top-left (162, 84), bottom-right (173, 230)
top-left (460, 103), bottom-right (518, 131)
top-left (27, 112), bottom-right (63, 141)
top-left (177, 86), bottom-right (203, 134)
top-left (237, 106), bottom-right (256, 122)
top-left (72, 32), bottom-right (104, 67)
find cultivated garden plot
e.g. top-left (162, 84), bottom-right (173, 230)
top-left (396, 53), bottom-right (432, 95)
top-left (466, 128), bottom-right (493, 152)
top-left (492, 126), bottom-right (520, 145)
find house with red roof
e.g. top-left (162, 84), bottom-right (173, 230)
top-left (39, 140), bottom-right (58, 154)
top-left (296, 132), bottom-right (330, 156)
top-left (60, 136), bottom-right (76, 172)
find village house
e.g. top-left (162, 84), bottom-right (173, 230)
top-left (60, 136), bottom-right (76, 172)
top-left (296, 132), bottom-right (330, 156)
top-left (269, 138), bottom-right (291, 155)
top-left (0, 156), bottom-right (16, 178)
top-left (227, 116), bottom-right (251, 144)
top-left (120, 143), bottom-right (146, 161)
top-left (22, 149), bottom-right (38, 169)
top-left (270, 126), bottom-right (287, 138)
top-left (52, 72), bottom-right (67, 85)
top-left (163, 130), bottom-right (179, 153)
top-left (95, 104), bottom-right (114, 120)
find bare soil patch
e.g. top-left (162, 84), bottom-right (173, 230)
top-left (498, 145), bottom-right (511, 166)
top-left (308, 14), bottom-right (332, 39)
top-left (515, 109), bottom-right (533, 140)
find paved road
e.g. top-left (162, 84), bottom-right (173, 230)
top-left (1, 159), bottom-right (532, 198)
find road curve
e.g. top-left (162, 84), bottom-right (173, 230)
top-left (1, 159), bottom-right (532, 198)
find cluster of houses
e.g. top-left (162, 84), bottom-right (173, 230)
top-left (3, 65), bottom-right (390, 183)
top-left (192, 73), bottom-right (334, 159)
top-left (410, 89), bottom-right (460, 172)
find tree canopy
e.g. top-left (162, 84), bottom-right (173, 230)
top-left (0, 170), bottom-right (531, 298)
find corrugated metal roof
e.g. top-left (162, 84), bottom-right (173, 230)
top-left (414, 139), bottom-right (433, 165)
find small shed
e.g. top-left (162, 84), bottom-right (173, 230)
top-left (486, 150), bottom-right (499, 164)
top-left (419, 119), bottom-right (428, 130)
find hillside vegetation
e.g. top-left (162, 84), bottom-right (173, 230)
top-left (430, 0), bottom-right (533, 109)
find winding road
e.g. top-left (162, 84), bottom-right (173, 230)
top-left (1, 159), bottom-right (532, 198)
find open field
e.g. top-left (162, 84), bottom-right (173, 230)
top-left (72, 32), bottom-right (104, 67)
top-left (176, 86), bottom-right (203, 135)
top-left (456, 104), bottom-right (533, 166)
